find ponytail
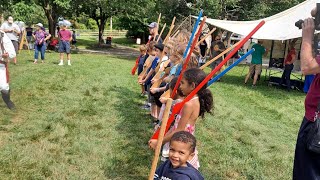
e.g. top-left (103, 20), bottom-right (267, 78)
top-left (198, 88), bottom-right (214, 118)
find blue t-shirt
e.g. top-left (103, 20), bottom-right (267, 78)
top-left (170, 64), bottom-right (179, 76)
top-left (175, 64), bottom-right (182, 76)
top-left (154, 160), bottom-right (204, 180)
top-left (145, 57), bottom-right (159, 85)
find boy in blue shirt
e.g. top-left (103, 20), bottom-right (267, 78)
top-left (154, 131), bottom-right (204, 180)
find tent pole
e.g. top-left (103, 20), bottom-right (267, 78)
top-left (265, 40), bottom-right (275, 81)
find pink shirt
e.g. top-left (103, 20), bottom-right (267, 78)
top-left (305, 55), bottom-right (320, 121)
top-left (58, 29), bottom-right (71, 41)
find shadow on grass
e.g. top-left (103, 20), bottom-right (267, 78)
top-left (103, 86), bottom-right (153, 180)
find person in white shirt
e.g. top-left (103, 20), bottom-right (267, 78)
top-left (0, 30), bottom-right (16, 109)
top-left (0, 16), bottom-right (20, 65)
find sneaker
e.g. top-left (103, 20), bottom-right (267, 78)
top-left (58, 61), bottom-right (64, 66)
top-left (68, 61), bottom-right (71, 66)
top-left (252, 84), bottom-right (256, 88)
top-left (140, 104), bottom-right (150, 110)
top-left (34, 61), bottom-right (37, 64)
top-left (41, 61), bottom-right (44, 63)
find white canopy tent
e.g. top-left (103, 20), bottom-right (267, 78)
top-left (195, 0), bottom-right (317, 40)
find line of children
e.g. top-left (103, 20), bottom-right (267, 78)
top-left (135, 26), bottom-right (214, 177)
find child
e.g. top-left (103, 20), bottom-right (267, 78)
top-left (154, 131), bottom-right (204, 180)
top-left (149, 68), bottom-right (213, 169)
top-left (58, 23), bottom-right (72, 66)
top-left (140, 43), bottom-right (167, 119)
top-left (138, 45), bottom-right (148, 95)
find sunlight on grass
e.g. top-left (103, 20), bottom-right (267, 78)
top-left (0, 50), bottom-right (305, 179)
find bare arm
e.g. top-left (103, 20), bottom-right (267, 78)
top-left (162, 102), bottom-right (193, 143)
top-left (301, 18), bottom-right (320, 75)
top-left (45, 33), bottom-right (51, 41)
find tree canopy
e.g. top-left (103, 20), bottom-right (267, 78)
top-left (0, 0), bottom-right (308, 42)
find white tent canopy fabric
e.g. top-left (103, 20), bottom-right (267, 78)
top-left (195, 0), bottom-right (317, 40)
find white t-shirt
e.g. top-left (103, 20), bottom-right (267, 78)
top-left (0, 30), bottom-right (16, 60)
top-left (0, 22), bottom-right (20, 41)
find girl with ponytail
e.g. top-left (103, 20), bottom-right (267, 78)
top-left (149, 68), bottom-right (214, 169)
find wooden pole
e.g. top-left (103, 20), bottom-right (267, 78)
top-left (157, 23), bottom-right (166, 43)
top-left (163, 16), bottom-right (176, 43)
top-left (195, 28), bottom-right (216, 47)
top-left (157, 13), bottom-right (162, 26)
top-left (148, 98), bottom-right (173, 180)
top-left (200, 41), bottom-right (240, 70)
top-left (172, 30), bottom-right (180, 38)
top-left (171, 16), bottom-right (188, 37)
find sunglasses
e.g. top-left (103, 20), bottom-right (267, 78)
top-left (216, 39), bottom-right (221, 41)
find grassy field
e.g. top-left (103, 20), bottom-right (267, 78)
top-left (0, 50), bottom-right (306, 179)
top-left (76, 36), bottom-right (138, 50)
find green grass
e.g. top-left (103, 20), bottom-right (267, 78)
top-left (76, 36), bottom-right (138, 50)
top-left (1, 50), bottom-right (305, 179)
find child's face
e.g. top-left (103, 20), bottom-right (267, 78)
top-left (169, 140), bottom-right (194, 168)
top-left (179, 77), bottom-right (195, 96)
top-left (140, 50), bottom-right (146, 55)
top-left (155, 48), bottom-right (162, 57)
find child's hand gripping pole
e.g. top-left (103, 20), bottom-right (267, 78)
top-left (170, 16), bottom-right (207, 98)
top-left (151, 21), bottom-right (265, 140)
top-left (148, 98), bottom-right (173, 180)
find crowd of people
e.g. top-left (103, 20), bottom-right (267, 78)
top-left (136, 6), bottom-right (320, 179)
top-left (0, 5), bottom-right (320, 179)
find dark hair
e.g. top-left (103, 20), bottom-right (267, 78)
top-left (169, 77), bottom-right (183, 97)
top-left (183, 68), bottom-right (214, 118)
top-left (170, 131), bottom-right (196, 153)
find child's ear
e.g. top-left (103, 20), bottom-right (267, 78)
top-left (188, 152), bottom-right (195, 161)
top-left (191, 82), bottom-right (196, 90)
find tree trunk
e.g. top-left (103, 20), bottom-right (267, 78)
top-left (98, 18), bottom-right (107, 44)
top-left (43, 3), bottom-right (57, 37)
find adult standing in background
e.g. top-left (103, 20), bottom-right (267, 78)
top-left (292, 7), bottom-right (320, 179)
top-left (279, 41), bottom-right (296, 91)
top-left (0, 16), bottom-right (20, 65)
top-left (148, 22), bottom-right (162, 44)
top-left (244, 40), bottom-right (267, 87)
top-left (32, 23), bottom-right (51, 64)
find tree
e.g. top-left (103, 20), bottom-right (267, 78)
top-left (74, 0), bottom-right (152, 44)
top-left (34, 0), bottom-right (72, 37)
top-left (12, 2), bottom-right (46, 25)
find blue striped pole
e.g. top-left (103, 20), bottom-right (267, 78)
top-left (208, 48), bottom-right (255, 86)
top-left (183, 10), bottom-right (203, 58)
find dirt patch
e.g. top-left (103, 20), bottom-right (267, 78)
top-left (77, 45), bottom-right (139, 59)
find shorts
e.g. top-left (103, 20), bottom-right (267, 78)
top-left (58, 41), bottom-right (71, 54)
top-left (249, 64), bottom-right (262, 75)
top-left (210, 58), bottom-right (222, 70)
top-left (11, 40), bottom-right (18, 54)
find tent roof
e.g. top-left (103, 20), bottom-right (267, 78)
top-left (196, 0), bottom-right (317, 40)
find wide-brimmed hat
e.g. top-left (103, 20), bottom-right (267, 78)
top-left (148, 22), bottom-right (158, 29)
top-left (35, 23), bottom-right (43, 28)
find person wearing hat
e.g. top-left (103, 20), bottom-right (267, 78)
top-left (0, 16), bottom-right (20, 65)
top-left (58, 21), bottom-right (72, 66)
top-left (148, 22), bottom-right (163, 44)
top-left (32, 23), bottom-right (51, 64)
